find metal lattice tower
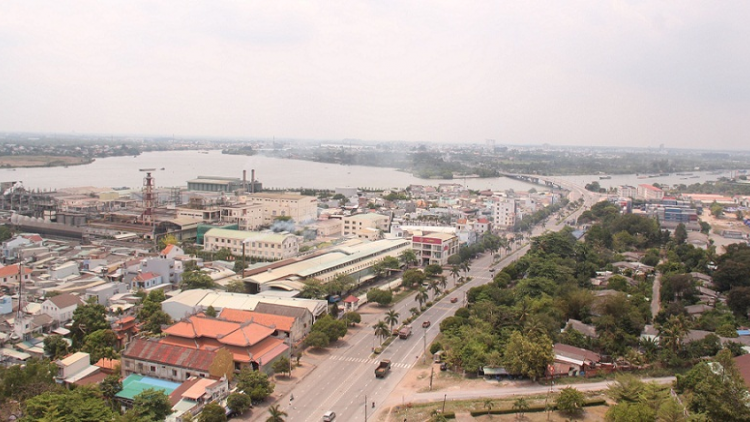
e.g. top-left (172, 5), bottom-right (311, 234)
top-left (140, 168), bottom-right (156, 224)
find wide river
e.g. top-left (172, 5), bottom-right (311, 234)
top-left (2, 150), bottom-right (730, 192)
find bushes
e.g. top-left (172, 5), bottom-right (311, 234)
top-left (467, 398), bottom-right (606, 416)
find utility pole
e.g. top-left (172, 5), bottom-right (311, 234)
top-left (442, 394), bottom-right (447, 414)
top-left (422, 328), bottom-right (427, 365)
top-left (364, 395), bottom-right (368, 422)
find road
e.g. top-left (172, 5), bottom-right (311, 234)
top-left (257, 180), bottom-right (602, 422)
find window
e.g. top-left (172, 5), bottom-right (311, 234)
top-left (173, 369), bottom-right (177, 377)
top-left (150, 366), bottom-right (156, 372)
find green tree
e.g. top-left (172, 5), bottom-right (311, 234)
top-left (81, 329), bottom-right (119, 363)
top-left (513, 397), bottom-right (529, 419)
top-left (556, 387), bottom-right (585, 417)
top-left (415, 287), bottom-right (429, 308)
top-left (143, 310), bottom-right (172, 334)
top-left (132, 388), bottom-right (173, 421)
top-left (384, 309), bottom-right (400, 332)
top-left (205, 305), bottom-right (217, 318)
top-left (70, 298), bottom-right (109, 347)
top-left (606, 401), bottom-right (656, 422)
top-left (424, 264), bottom-right (443, 277)
top-left (99, 373), bottom-right (122, 404)
top-left (303, 331), bottom-right (330, 349)
top-left (272, 356), bottom-right (291, 377)
top-left (502, 331), bottom-right (553, 380)
top-left (374, 320), bottom-right (390, 345)
top-left (310, 315), bottom-right (347, 344)
top-left (236, 367), bottom-right (275, 402)
top-left (226, 279), bottom-right (247, 293)
top-left (402, 268), bottom-right (426, 289)
top-left (300, 278), bottom-right (326, 299)
top-left (710, 202), bottom-right (724, 218)
top-left (23, 385), bottom-right (117, 421)
top-left (484, 398), bottom-right (494, 416)
top-left (226, 392), bottom-right (253, 416)
top-left (366, 289), bottom-right (393, 306)
top-left (157, 234), bottom-right (178, 251)
top-left (0, 358), bottom-right (57, 403)
top-left (180, 270), bottom-right (216, 290)
top-left (674, 223), bottom-right (688, 245)
top-left (0, 225), bottom-right (12, 242)
top-left (343, 311), bottom-right (361, 325)
top-left (265, 404), bottom-right (287, 422)
top-left (657, 397), bottom-right (687, 422)
top-left (400, 249), bottom-right (418, 267)
top-left (43, 334), bottom-right (69, 360)
top-left (199, 402), bottom-right (227, 422)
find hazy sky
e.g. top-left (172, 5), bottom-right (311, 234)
top-left (1, 2), bottom-right (749, 149)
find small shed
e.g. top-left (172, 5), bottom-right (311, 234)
top-left (343, 295), bottom-right (360, 312)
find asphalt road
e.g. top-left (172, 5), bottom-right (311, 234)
top-left (263, 181), bottom-right (602, 422)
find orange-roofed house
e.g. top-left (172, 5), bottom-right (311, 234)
top-left (161, 314), bottom-right (288, 373)
top-left (160, 244), bottom-right (184, 260)
top-left (0, 264), bottom-right (33, 288)
top-left (218, 308), bottom-right (305, 341)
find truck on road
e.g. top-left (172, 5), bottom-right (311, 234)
top-left (375, 360), bottom-right (391, 378)
top-left (398, 325), bottom-right (412, 339)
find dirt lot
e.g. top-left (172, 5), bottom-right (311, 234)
top-left (379, 362), bottom-right (609, 421)
top-left (0, 155), bottom-right (90, 168)
top-left (700, 212), bottom-right (750, 254)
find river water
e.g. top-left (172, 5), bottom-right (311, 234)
top-left (2, 150), bottom-right (729, 192)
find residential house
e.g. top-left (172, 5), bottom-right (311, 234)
top-left (41, 293), bottom-right (84, 324)
top-left (342, 213), bottom-right (389, 238)
top-left (85, 282), bottom-right (128, 306)
top-left (55, 352), bottom-right (101, 386)
top-left (218, 308), bottom-right (302, 343)
top-left (131, 272), bottom-right (166, 291)
top-left (552, 343), bottom-right (608, 378)
top-left (0, 264), bottom-right (33, 292)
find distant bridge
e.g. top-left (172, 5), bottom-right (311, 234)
top-left (500, 173), bottom-right (564, 190)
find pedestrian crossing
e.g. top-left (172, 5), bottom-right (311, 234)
top-left (328, 355), bottom-right (413, 369)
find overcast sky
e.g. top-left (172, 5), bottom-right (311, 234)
top-left (1, 2), bottom-right (749, 149)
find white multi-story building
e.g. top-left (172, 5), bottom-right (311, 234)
top-left (617, 185), bottom-right (638, 199)
top-left (411, 232), bottom-right (460, 266)
top-left (204, 229), bottom-right (299, 260)
top-left (342, 213), bottom-right (390, 238)
top-left (246, 192), bottom-right (318, 225)
top-left (637, 184), bottom-right (665, 201)
top-left (220, 203), bottom-right (264, 230)
top-left (492, 196), bottom-right (516, 229)
top-left (41, 293), bottom-right (84, 323)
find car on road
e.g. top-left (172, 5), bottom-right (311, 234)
top-left (489, 267), bottom-right (495, 273)
top-left (422, 320), bottom-right (431, 328)
top-left (323, 410), bottom-right (336, 421)
top-left (450, 297), bottom-right (458, 303)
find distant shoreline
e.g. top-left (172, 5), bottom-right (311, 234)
top-left (0, 155), bottom-right (95, 169)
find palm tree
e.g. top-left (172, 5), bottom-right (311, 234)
top-left (658, 315), bottom-right (689, 354)
top-left (415, 287), bottom-right (429, 309)
top-left (384, 310), bottom-right (400, 332)
top-left (461, 261), bottom-right (471, 274)
top-left (374, 320), bottom-right (390, 345)
top-left (450, 266), bottom-right (461, 283)
top-left (438, 275), bottom-right (448, 292)
top-left (429, 279), bottom-right (441, 299)
top-left (513, 397), bottom-right (529, 420)
top-left (484, 399), bottom-right (494, 417)
top-left (266, 404), bottom-right (288, 422)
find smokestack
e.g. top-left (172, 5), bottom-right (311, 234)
top-left (243, 170), bottom-right (247, 192)
top-left (251, 169), bottom-right (256, 194)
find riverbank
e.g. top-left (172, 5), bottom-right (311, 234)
top-left (0, 155), bottom-right (93, 168)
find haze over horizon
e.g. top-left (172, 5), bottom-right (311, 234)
top-left (1, 2), bottom-right (748, 150)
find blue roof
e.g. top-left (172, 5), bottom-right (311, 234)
top-left (737, 330), bottom-right (750, 336)
top-left (115, 374), bottom-right (180, 401)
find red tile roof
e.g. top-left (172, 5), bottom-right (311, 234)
top-left (134, 272), bottom-right (159, 282)
top-left (0, 264), bottom-right (33, 278)
top-left (123, 338), bottom-right (216, 372)
top-left (161, 244), bottom-right (175, 255)
top-left (343, 295), bottom-right (359, 303)
top-left (219, 308), bottom-right (295, 331)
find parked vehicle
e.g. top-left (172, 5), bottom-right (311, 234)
top-left (422, 320), bottom-right (431, 328)
top-left (398, 325), bottom-right (412, 339)
top-left (323, 410), bottom-right (336, 421)
top-left (375, 360), bottom-right (391, 378)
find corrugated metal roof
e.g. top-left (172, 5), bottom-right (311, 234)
top-left (122, 338), bottom-right (216, 371)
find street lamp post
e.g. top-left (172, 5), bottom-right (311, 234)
top-left (422, 327), bottom-right (427, 365)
